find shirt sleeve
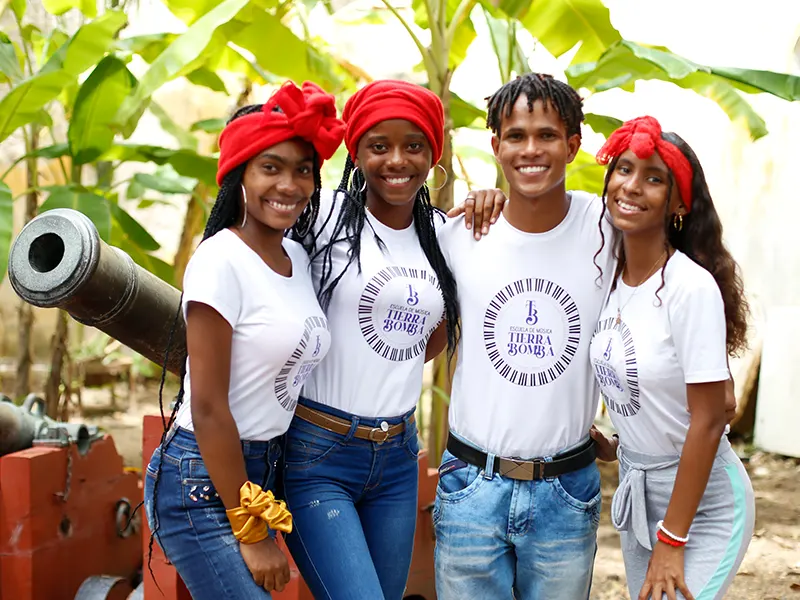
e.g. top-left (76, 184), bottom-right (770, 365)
top-left (182, 240), bottom-right (242, 327)
top-left (669, 270), bottom-right (730, 384)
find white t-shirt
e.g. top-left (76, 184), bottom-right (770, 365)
top-left (302, 190), bottom-right (445, 418)
top-left (589, 250), bottom-right (729, 455)
top-left (438, 191), bottom-right (616, 458)
top-left (174, 229), bottom-right (331, 441)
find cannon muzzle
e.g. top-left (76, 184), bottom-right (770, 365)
top-left (8, 209), bottom-right (185, 375)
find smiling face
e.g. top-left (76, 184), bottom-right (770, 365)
top-left (241, 139), bottom-right (316, 233)
top-left (356, 119), bottom-right (433, 209)
top-left (606, 149), bottom-right (685, 237)
top-left (491, 97), bottom-right (580, 203)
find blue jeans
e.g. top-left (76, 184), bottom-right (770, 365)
top-left (433, 440), bottom-right (601, 600)
top-left (281, 397), bottom-right (420, 600)
top-left (143, 427), bottom-right (282, 600)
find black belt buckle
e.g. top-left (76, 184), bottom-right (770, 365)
top-left (498, 457), bottom-right (545, 481)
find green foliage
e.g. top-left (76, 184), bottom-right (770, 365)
top-left (566, 149), bottom-right (606, 196)
top-left (521, 0), bottom-right (621, 64)
top-left (69, 56), bottom-right (136, 164)
top-left (114, 0), bottom-right (250, 128)
top-left (42, 0), bottom-right (97, 18)
top-left (584, 113), bottom-right (622, 137)
top-left (568, 41), bottom-right (800, 140)
top-left (38, 187), bottom-right (112, 241)
top-left (0, 11), bottom-right (127, 143)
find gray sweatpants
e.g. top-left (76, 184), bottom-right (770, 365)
top-left (612, 438), bottom-right (755, 600)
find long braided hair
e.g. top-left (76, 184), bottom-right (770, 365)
top-left (592, 132), bottom-right (749, 356)
top-left (146, 103), bottom-right (323, 578)
top-left (486, 72), bottom-right (584, 138)
top-left (312, 154), bottom-right (461, 358)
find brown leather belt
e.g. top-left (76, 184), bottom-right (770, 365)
top-left (294, 404), bottom-right (413, 444)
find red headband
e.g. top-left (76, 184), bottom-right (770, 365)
top-left (343, 80), bottom-right (444, 164)
top-left (596, 116), bottom-right (693, 211)
top-left (216, 80), bottom-right (345, 185)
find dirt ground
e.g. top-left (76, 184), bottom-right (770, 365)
top-left (79, 382), bottom-right (800, 600)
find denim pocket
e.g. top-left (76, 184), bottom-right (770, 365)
top-left (283, 423), bottom-right (341, 468)
top-left (552, 462), bottom-right (602, 513)
top-left (436, 451), bottom-right (485, 503)
top-left (404, 429), bottom-right (421, 460)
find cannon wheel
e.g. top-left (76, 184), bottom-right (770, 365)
top-left (74, 575), bottom-right (132, 600)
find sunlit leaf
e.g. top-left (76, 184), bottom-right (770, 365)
top-left (584, 113), bottom-right (622, 138)
top-left (69, 56), bottom-right (136, 164)
top-left (521, 0), bottom-right (621, 65)
top-left (114, 0), bottom-right (250, 129)
top-left (39, 187), bottom-right (112, 241)
top-left (42, 0), bottom-right (96, 18)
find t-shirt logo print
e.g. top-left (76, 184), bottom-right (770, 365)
top-left (591, 317), bottom-right (641, 417)
top-left (275, 316), bottom-right (329, 412)
top-left (483, 278), bottom-right (580, 386)
top-left (358, 267), bottom-right (441, 362)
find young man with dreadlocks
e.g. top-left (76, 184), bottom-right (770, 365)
top-left (142, 80), bottom-right (344, 599)
top-left (280, 79), bottom-right (504, 600)
top-left (434, 73), bottom-right (616, 599)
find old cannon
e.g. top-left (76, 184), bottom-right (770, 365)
top-left (0, 393), bottom-right (100, 456)
top-left (8, 208), bottom-right (185, 375)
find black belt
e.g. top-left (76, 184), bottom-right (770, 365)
top-left (446, 434), bottom-right (596, 481)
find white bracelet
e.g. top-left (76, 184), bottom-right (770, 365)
top-left (657, 520), bottom-right (689, 544)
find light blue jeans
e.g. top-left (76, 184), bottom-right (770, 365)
top-left (433, 440), bottom-right (601, 600)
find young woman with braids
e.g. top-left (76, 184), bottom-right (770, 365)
top-left (278, 79), bottom-right (505, 600)
top-left (587, 116), bottom-right (755, 600)
top-left (142, 80), bottom-right (344, 599)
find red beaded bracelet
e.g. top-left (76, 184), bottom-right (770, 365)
top-left (656, 529), bottom-right (686, 548)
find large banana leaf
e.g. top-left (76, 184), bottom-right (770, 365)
top-left (99, 144), bottom-right (218, 189)
top-left (0, 32), bottom-right (23, 84)
top-left (567, 41), bottom-right (800, 139)
top-left (39, 187), bottom-right (112, 241)
top-left (114, 0), bottom-right (250, 129)
top-left (0, 11), bottom-right (126, 143)
top-left (584, 113), bottom-right (622, 138)
top-left (0, 182), bottom-right (12, 283)
top-left (521, 0), bottom-right (621, 65)
top-left (216, 12), bottom-right (344, 90)
top-left (68, 56), bottom-right (136, 164)
top-left (109, 203), bottom-right (160, 252)
top-left (42, 0), bottom-right (96, 18)
top-left (566, 149), bottom-right (605, 196)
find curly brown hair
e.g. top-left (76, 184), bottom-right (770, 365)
top-left (593, 131), bottom-right (749, 356)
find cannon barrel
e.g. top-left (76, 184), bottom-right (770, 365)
top-left (8, 209), bottom-right (185, 375)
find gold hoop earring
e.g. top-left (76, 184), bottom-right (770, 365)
top-left (240, 184), bottom-right (248, 228)
top-left (429, 164), bottom-right (448, 191)
top-left (672, 213), bottom-right (683, 232)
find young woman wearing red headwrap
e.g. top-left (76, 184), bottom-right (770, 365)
top-left (587, 116), bottom-right (755, 600)
top-left (274, 79), bottom-right (502, 600)
top-left (143, 80), bottom-right (344, 600)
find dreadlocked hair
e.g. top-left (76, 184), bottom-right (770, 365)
top-left (486, 73), bottom-right (584, 137)
top-left (312, 154), bottom-right (461, 359)
top-left (146, 102), bottom-right (324, 581)
top-left (593, 133), bottom-right (749, 357)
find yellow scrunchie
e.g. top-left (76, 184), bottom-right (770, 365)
top-left (225, 482), bottom-right (293, 544)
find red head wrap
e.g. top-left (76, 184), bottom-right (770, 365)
top-left (216, 80), bottom-right (345, 185)
top-left (342, 80), bottom-right (445, 164)
top-left (596, 116), bottom-right (694, 211)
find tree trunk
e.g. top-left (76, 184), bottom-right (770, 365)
top-left (427, 69), bottom-right (456, 464)
top-left (173, 186), bottom-right (209, 287)
top-left (14, 125), bottom-right (40, 400)
top-left (43, 163), bottom-right (81, 417)
top-left (44, 310), bottom-right (69, 418)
